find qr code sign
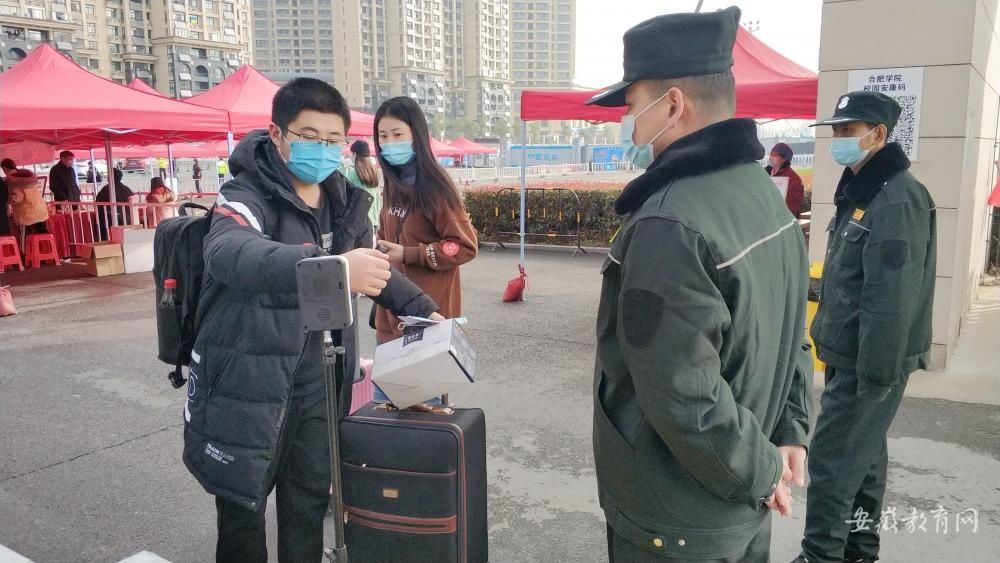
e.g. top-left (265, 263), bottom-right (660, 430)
top-left (889, 95), bottom-right (917, 157)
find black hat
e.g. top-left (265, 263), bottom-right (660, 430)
top-left (350, 139), bottom-right (371, 157)
top-left (587, 6), bottom-right (741, 107)
top-left (771, 143), bottom-right (793, 161)
top-left (811, 91), bottom-right (902, 131)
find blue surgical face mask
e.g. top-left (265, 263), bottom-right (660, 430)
top-left (830, 128), bottom-right (877, 167)
top-left (620, 91), bottom-right (673, 169)
top-left (381, 141), bottom-right (415, 166)
top-left (281, 135), bottom-right (343, 184)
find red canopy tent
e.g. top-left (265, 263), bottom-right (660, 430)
top-left (449, 136), bottom-right (496, 155)
top-left (510, 28), bottom-right (819, 267)
top-left (78, 140), bottom-right (233, 159)
top-left (519, 27), bottom-right (817, 123)
top-left (0, 44), bottom-right (230, 147)
top-left (184, 64), bottom-right (376, 138)
top-left (428, 136), bottom-right (461, 157)
top-left (126, 78), bottom-right (165, 97)
top-left (0, 44), bottom-right (233, 217)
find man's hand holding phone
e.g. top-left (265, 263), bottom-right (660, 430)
top-left (342, 248), bottom-right (392, 297)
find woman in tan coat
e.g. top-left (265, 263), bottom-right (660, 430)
top-left (7, 169), bottom-right (49, 231)
top-left (372, 96), bottom-right (478, 345)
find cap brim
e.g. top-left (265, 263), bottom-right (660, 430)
top-left (586, 80), bottom-right (632, 107)
top-left (809, 115), bottom-right (864, 127)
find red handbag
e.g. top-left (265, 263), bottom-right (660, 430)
top-left (0, 285), bottom-right (17, 317)
top-left (502, 264), bottom-right (528, 302)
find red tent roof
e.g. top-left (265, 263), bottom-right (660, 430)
top-left (520, 28), bottom-right (817, 122)
top-left (80, 140), bottom-right (233, 159)
top-left (731, 27), bottom-right (818, 119)
top-left (127, 78), bottom-right (165, 97)
top-left (184, 65), bottom-right (375, 136)
top-left (449, 136), bottom-right (497, 155)
top-left (520, 90), bottom-right (627, 122)
top-left (0, 44), bottom-right (231, 147)
top-left (429, 136), bottom-right (460, 156)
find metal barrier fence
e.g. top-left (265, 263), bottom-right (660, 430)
top-left (448, 162), bottom-right (636, 183)
top-left (44, 200), bottom-right (183, 257)
top-left (489, 187), bottom-right (587, 255)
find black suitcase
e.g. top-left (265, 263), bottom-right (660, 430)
top-left (338, 402), bottom-right (488, 563)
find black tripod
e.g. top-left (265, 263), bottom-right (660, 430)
top-left (321, 330), bottom-right (348, 563)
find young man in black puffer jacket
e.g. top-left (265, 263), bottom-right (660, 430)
top-left (182, 78), bottom-right (441, 562)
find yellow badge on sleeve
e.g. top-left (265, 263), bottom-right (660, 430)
top-left (852, 209), bottom-right (866, 220)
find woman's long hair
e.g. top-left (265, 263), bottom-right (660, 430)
top-left (351, 143), bottom-right (381, 188)
top-left (374, 97), bottom-right (463, 216)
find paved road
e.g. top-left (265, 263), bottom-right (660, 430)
top-left (0, 251), bottom-right (997, 562)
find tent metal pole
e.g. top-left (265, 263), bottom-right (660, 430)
top-left (226, 131), bottom-right (235, 181)
top-left (104, 132), bottom-right (118, 228)
top-left (167, 143), bottom-right (175, 193)
top-left (519, 121), bottom-right (527, 266)
top-left (89, 148), bottom-right (98, 195)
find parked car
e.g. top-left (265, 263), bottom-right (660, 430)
top-left (123, 158), bottom-right (148, 172)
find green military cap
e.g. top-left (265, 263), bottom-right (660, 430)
top-left (811, 91), bottom-right (903, 132)
top-left (587, 6), bottom-right (742, 107)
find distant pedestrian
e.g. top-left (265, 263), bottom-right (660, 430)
top-left (765, 143), bottom-right (805, 218)
top-left (145, 177), bottom-right (176, 227)
top-left (48, 150), bottom-right (81, 204)
top-left (340, 140), bottom-right (382, 239)
top-left (1, 158), bottom-right (16, 236)
top-left (217, 158), bottom-right (228, 182)
top-left (85, 161), bottom-right (103, 184)
top-left (192, 158), bottom-right (203, 192)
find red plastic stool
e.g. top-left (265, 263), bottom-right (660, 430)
top-left (24, 234), bottom-right (61, 268)
top-left (0, 236), bottom-right (24, 272)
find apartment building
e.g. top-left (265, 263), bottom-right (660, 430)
top-left (253, 0), bottom-right (512, 136)
top-left (0, 0), bottom-right (252, 98)
top-left (511, 0), bottom-right (576, 141)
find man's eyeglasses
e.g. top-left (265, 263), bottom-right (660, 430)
top-left (286, 128), bottom-right (348, 147)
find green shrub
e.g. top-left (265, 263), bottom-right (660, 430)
top-left (465, 185), bottom-right (623, 247)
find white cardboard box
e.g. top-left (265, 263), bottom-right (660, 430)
top-left (371, 319), bottom-right (476, 409)
top-left (122, 228), bottom-right (156, 274)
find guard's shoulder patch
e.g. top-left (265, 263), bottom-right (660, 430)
top-left (622, 288), bottom-right (663, 349)
top-left (881, 239), bottom-right (909, 270)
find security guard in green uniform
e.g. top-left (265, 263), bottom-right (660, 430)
top-left (792, 92), bottom-right (937, 563)
top-left (588, 7), bottom-right (813, 562)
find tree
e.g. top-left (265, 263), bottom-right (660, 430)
top-left (492, 118), bottom-right (510, 140)
top-left (528, 122), bottom-right (541, 144)
top-left (560, 123), bottom-right (573, 144)
top-left (431, 112), bottom-right (446, 138)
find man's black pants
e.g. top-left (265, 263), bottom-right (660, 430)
top-left (607, 514), bottom-right (772, 562)
top-left (800, 366), bottom-right (908, 563)
top-left (215, 389), bottom-right (331, 563)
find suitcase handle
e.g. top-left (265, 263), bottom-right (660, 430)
top-left (376, 401), bottom-right (455, 416)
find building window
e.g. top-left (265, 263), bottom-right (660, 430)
top-left (85, 4), bottom-right (95, 15)
top-left (86, 23), bottom-right (97, 34)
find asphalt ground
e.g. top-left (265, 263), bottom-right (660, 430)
top-left (0, 251), bottom-right (997, 562)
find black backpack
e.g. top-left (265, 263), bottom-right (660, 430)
top-left (153, 202), bottom-right (213, 388)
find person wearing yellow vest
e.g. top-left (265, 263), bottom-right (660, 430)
top-left (217, 158), bottom-right (229, 182)
top-left (158, 157), bottom-right (168, 179)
